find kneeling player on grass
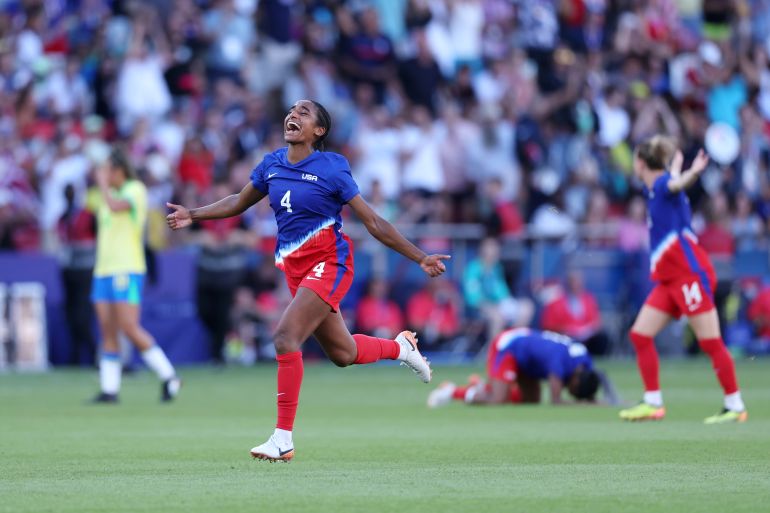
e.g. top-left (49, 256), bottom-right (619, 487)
top-left (428, 328), bottom-right (617, 407)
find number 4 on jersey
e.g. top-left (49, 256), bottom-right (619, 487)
top-left (312, 262), bottom-right (325, 278)
top-left (281, 190), bottom-right (292, 213)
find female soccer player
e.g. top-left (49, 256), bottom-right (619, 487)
top-left (167, 100), bottom-right (449, 461)
top-left (619, 136), bottom-right (746, 423)
top-left (427, 328), bottom-right (610, 408)
top-left (91, 149), bottom-right (181, 403)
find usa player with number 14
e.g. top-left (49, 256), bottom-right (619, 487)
top-left (620, 135), bottom-right (747, 424)
top-left (167, 100), bottom-right (450, 461)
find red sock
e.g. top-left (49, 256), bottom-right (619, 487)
top-left (276, 351), bottom-right (303, 431)
top-left (352, 334), bottom-right (400, 364)
top-left (698, 338), bottom-right (739, 395)
top-left (452, 386), bottom-right (468, 400)
top-left (630, 332), bottom-right (659, 391)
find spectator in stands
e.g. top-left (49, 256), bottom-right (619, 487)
top-left (178, 135), bottom-right (214, 194)
top-left (337, 6), bottom-right (395, 104)
top-left (398, 29), bottom-right (443, 115)
top-left (57, 184), bottom-right (96, 366)
top-left (114, 15), bottom-right (172, 132)
top-left (406, 278), bottom-right (462, 349)
top-left (746, 283), bottom-right (770, 356)
top-left (617, 195), bottom-right (649, 253)
top-left (463, 237), bottom-right (532, 338)
top-left (699, 191), bottom-right (736, 260)
top-left (355, 278), bottom-right (404, 339)
top-left (541, 270), bottom-right (610, 356)
top-left (194, 182), bottom-right (250, 364)
top-left (732, 191), bottom-right (764, 251)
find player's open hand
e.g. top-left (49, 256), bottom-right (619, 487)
top-left (166, 202), bottom-right (192, 230)
top-left (420, 254), bottom-right (451, 278)
top-left (689, 149), bottom-right (709, 175)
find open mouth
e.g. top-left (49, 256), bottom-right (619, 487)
top-left (285, 121), bottom-right (301, 135)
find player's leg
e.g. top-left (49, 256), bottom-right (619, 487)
top-left (93, 301), bottom-right (121, 402)
top-left (312, 311), bottom-right (430, 380)
top-left (620, 288), bottom-right (674, 420)
top-left (302, 253), bottom-right (432, 380)
top-left (251, 287), bottom-right (332, 462)
top-left (311, 311), bottom-right (396, 366)
top-left (115, 301), bottom-right (180, 398)
top-left (114, 275), bottom-right (180, 401)
top-left (688, 309), bottom-right (747, 423)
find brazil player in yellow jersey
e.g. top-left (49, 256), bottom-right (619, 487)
top-left (90, 149), bottom-right (181, 403)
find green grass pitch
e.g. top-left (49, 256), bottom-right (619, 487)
top-left (1, 359), bottom-right (769, 513)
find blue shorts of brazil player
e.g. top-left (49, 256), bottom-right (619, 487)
top-left (91, 273), bottom-right (145, 305)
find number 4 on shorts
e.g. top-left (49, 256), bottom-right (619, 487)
top-left (312, 262), bottom-right (325, 278)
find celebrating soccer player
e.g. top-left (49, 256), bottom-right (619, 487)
top-left (427, 328), bottom-right (614, 407)
top-left (619, 136), bottom-right (747, 423)
top-left (91, 149), bottom-right (181, 403)
top-left (167, 99), bottom-right (449, 461)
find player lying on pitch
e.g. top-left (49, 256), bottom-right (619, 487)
top-left (428, 328), bottom-right (619, 407)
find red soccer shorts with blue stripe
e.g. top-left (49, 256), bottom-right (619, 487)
top-left (277, 228), bottom-right (355, 312)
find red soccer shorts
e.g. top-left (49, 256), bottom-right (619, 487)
top-left (645, 271), bottom-right (717, 319)
top-left (486, 334), bottom-right (519, 384)
top-left (279, 237), bottom-right (355, 312)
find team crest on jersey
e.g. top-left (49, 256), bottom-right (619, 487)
top-left (302, 173), bottom-right (318, 181)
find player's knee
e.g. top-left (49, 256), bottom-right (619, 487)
top-left (328, 349), bottom-right (355, 367)
top-left (629, 331), bottom-right (653, 349)
top-left (272, 328), bottom-right (301, 355)
top-left (117, 320), bottom-right (139, 340)
top-left (697, 337), bottom-right (724, 355)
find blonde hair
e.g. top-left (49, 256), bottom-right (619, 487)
top-left (635, 135), bottom-right (676, 171)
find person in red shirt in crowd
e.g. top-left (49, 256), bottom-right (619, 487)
top-left (355, 277), bottom-right (404, 339)
top-left (540, 270), bottom-right (610, 355)
top-left (178, 135), bottom-right (214, 194)
top-left (746, 283), bottom-right (770, 356)
top-left (406, 278), bottom-right (462, 349)
top-left (698, 191), bottom-right (735, 260)
top-left (57, 183), bottom-right (97, 365)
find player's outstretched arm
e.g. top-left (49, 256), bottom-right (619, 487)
top-left (166, 182), bottom-right (265, 230)
top-left (347, 195), bottom-right (450, 278)
top-left (667, 149), bottom-right (709, 193)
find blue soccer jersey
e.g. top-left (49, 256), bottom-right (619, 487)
top-left (646, 173), bottom-right (713, 283)
top-left (494, 329), bottom-right (593, 382)
top-left (250, 148), bottom-right (360, 267)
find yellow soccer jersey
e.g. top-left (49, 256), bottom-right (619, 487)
top-left (93, 180), bottom-right (147, 277)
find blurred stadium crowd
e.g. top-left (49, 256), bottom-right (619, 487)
top-left (2, 0), bottom-right (770, 363)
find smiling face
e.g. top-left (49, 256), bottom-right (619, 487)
top-left (283, 100), bottom-right (326, 147)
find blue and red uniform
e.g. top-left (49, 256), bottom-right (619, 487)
top-left (487, 328), bottom-right (593, 384)
top-left (251, 148), bottom-right (359, 311)
top-left (644, 173), bottom-right (716, 317)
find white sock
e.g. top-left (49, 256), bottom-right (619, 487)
top-left (99, 354), bottom-right (122, 395)
top-left (273, 428), bottom-right (293, 447)
top-left (724, 391), bottom-right (745, 412)
top-left (644, 390), bottom-right (663, 407)
top-left (141, 346), bottom-right (176, 381)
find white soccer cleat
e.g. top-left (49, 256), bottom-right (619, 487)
top-left (396, 331), bottom-right (432, 383)
top-left (250, 435), bottom-right (294, 463)
top-left (427, 382), bottom-right (455, 408)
